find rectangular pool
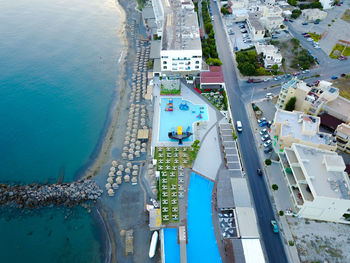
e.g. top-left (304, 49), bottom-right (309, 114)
top-left (163, 228), bottom-right (180, 263)
top-left (158, 98), bottom-right (208, 142)
top-left (187, 172), bottom-right (222, 262)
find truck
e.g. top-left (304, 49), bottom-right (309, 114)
top-left (247, 77), bottom-right (263, 83)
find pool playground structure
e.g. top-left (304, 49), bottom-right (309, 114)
top-left (159, 98), bottom-right (208, 143)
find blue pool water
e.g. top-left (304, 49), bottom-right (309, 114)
top-left (159, 98), bottom-right (208, 142)
top-left (163, 228), bottom-right (180, 263)
top-left (187, 173), bottom-right (222, 263)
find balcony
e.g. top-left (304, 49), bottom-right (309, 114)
top-left (299, 183), bottom-right (314, 202)
top-left (291, 186), bottom-right (304, 206)
top-left (291, 166), bottom-right (306, 183)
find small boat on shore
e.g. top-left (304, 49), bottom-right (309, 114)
top-left (149, 231), bottom-right (158, 258)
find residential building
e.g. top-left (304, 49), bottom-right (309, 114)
top-left (279, 143), bottom-right (350, 224)
top-left (271, 109), bottom-right (337, 152)
top-left (152, 0), bottom-right (165, 37)
top-left (160, 0), bottom-right (202, 75)
top-left (276, 78), bottom-right (350, 123)
top-left (255, 43), bottom-right (282, 68)
top-left (320, 0), bottom-right (334, 10)
top-left (260, 5), bottom-right (284, 31)
top-left (247, 13), bottom-right (265, 41)
top-left (336, 123), bottom-right (350, 154)
top-left (301, 8), bottom-right (327, 22)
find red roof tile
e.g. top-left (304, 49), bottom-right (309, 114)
top-left (201, 66), bottom-right (225, 84)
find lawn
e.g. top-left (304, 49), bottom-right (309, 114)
top-left (155, 142), bottom-right (199, 224)
top-left (200, 89), bottom-right (228, 111)
top-left (160, 84), bottom-right (181, 95)
top-left (329, 44), bottom-right (350, 59)
top-left (332, 75), bottom-right (350, 100)
top-left (308, 32), bottom-right (321, 42)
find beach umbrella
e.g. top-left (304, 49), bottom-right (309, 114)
top-left (141, 148), bottom-right (146, 153)
top-left (118, 164), bottom-right (124, 171)
top-left (108, 189), bottom-right (115, 196)
top-left (131, 138), bottom-right (136, 143)
top-left (108, 172), bottom-right (114, 177)
top-left (131, 177), bottom-right (137, 184)
top-left (135, 151), bottom-right (140, 157)
top-left (116, 176), bottom-right (122, 184)
top-left (125, 131), bottom-right (131, 136)
top-left (116, 171), bottom-right (122, 176)
top-left (141, 143), bottom-right (147, 147)
top-left (112, 160), bottom-right (117, 167)
top-left (123, 146), bottom-right (128, 152)
top-left (151, 179), bottom-right (156, 186)
top-left (110, 167), bottom-right (116, 173)
top-left (152, 189), bottom-right (157, 195)
top-left (124, 140), bottom-right (130, 146)
top-left (112, 183), bottom-right (119, 189)
top-left (140, 118), bottom-right (145, 122)
top-left (124, 174), bottom-right (130, 182)
top-left (143, 126), bottom-right (148, 129)
top-left (126, 162), bottom-right (132, 168)
top-left (125, 168), bottom-right (131, 174)
top-left (125, 136), bottom-right (130, 141)
top-left (132, 164), bottom-right (138, 170)
top-left (128, 148), bottom-right (134, 154)
top-left (107, 177), bottom-right (114, 184)
top-left (122, 152), bottom-right (127, 159)
top-left (132, 170), bottom-right (138, 176)
top-left (135, 140), bottom-right (141, 145)
top-left (128, 154), bottom-right (134, 160)
top-left (135, 145), bottom-right (141, 151)
top-left (133, 124), bottom-right (138, 129)
top-left (105, 183), bottom-right (112, 189)
top-left (129, 143), bottom-right (135, 149)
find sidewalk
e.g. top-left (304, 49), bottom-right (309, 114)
top-left (245, 103), bottom-right (301, 263)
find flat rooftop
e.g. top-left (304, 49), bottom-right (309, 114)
top-left (290, 143), bottom-right (350, 199)
top-left (326, 96), bottom-right (350, 118)
top-left (275, 110), bottom-right (336, 147)
top-left (161, 0), bottom-right (201, 51)
top-left (248, 13), bottom-right (264, 31)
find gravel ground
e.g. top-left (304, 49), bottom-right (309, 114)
top-left (287, 216), bottom-right (350, 263)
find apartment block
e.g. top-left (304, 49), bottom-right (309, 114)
top-left (271, 109), bottom-right (337, 152)
top-left (336, 123), bottom-right (350, 154)
top-left (280, 143), bottom-right (350, 224)
top-left (255, 43), bottom-right (282, 68)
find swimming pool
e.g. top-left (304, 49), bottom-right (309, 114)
top-left (187, 173), bottom-right (222, 262)
top-left (163, 228), bottom-right (180, 263)
top-left (159, 98), bottom-right (208, 142)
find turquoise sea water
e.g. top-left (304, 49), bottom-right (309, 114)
top-left (0, 0), bottom-right (122, 261)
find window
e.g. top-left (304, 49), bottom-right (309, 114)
top-left (195, 66), bottom-right (199, 69)
top-left (163, 61), bottom-right (167, 64)
top-left (195, 61), bottom-right (199, 64)
top-left (163, 66), bottom-right (167, 70)
top-left (161, 56), bottom-right (168, 58)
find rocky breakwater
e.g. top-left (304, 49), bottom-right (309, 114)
top-left (0, 180), bottom-right (103, 209)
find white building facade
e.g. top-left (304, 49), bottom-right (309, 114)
top-left (280, 143), bottom-right (350, 224)
top-left (255, 43), bottom-right (282, 68)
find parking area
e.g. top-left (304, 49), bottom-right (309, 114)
top-left (223, 19), bottom-right (253, 51)
top-left (288, 5), bottom-right (350, 56)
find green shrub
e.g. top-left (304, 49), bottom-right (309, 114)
top-left (272, 184), bottom-right (279, 191)
top-left (279, 210), bottom-right (284, 216)
top-left (265, 159), bottom-right (272, 166)
top-left (289, 240), bottom-right (295, 246)
top-left (285, 97), bottom-right (296, 111)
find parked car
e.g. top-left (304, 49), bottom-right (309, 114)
top-left (264, 147), bottom-right (273, 154)
top-left (289, 19), bottom-right (294, 22)
top-left (302, 22), bottom-right (308, 25)
top-left (306, 37), bottom-right (313, 42)
top-left (259, 121), bottom-right (268, 127)
top-left (267, 120), bottom-right (273, 128)
top-left (261, 134), bottom-right (270, 141)
top-left (341, 73), bottom-right (347, 77)
top-left (284, 18), bottom-right (288, 21)
top-left (338, 55), bottom-right (348, 60)
top-left (257, 118), bottom-right (267, 124)
top-left (240, 29), bottom-right (247, 33)
top-left (242, 33), bottom-right (249, 38)
top-left (293, 72), bottom-right (300, 76)
top-left (257, 169), bottom-right (263, 176)
top-left (331, 76), bottom-right (338, 80)
top-left (302, 32), bottom-right (308, 35)
top-left (259, 128), bottom-right (268, 136)
top-left (236, 121), bottom-right (243, 132)
top-left (271, 220), bottom-right (279, 233)
top-left (265, 93), bottom-right (273, 98)
top-left (303, 34), bottom-right (311, 37)
top-left (247, 78), bottom-right (263, 83)
top-left (263, 140), bottom-right (272, 147)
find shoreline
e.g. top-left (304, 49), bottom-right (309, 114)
top-left (82, 0), bottom-right (129, 181)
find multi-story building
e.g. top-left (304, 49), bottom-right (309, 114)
top-left (259, 5), bottom-right (284, 31)
top-left (247, 13), bottom-right (265, 41)
top-left (255, 43), bottom-right (282, 68)
top-left (160, 0), bottom-right (202, 75)
top-left (271, 109), bottom-right (337, 152)
top-left (280, 143), bottom-right (350, 224)
top-left (276, 78), bottom-right (350, 123)
top-left (336, 123), bottom-right (350, 154)
top-left (319, 0), bottom-right (334, 10)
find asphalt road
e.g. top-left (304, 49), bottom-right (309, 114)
top-left (211, 2), bottom-right (289, 263)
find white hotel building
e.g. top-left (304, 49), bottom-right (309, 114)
top-left (159, 0), bottom-right (202, 75)
top-left (280, 143), bottom-right (350, 224)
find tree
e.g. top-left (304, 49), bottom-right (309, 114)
top-left (206, 57), bottom-right (222, 66)
top-left (291, 9), bottom-right (301, 19)
top-left (291, 38), bottom-right (300, 47)
top-left (288, 240), bottom-right (295, 246)
top-left (271, 64), bottom-right (279, 74)
top-left (285, 97), bottom-right (296, 111)
top-left (280, 24), bottom-right (285, 29)
top-left (288, 0), bottom-right (297, 6)
top-left (239, 62), bottom-right (256, 76)
top-left (221, 6), bottom-right (230, 15)
top-left (279, 210), bottom-right (284, 216)
top-left (148, 60), bottom-right (153, 69)
top-left (256, 67), bottom-right (267, 76)
top-left (204, 23), bottom-right (213, 34)
top-left (265, 159), bottom-right (272, 166)
top-left (272, 184), bottom-right (279, 191)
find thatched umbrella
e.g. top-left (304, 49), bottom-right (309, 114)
top-left (135, 145), bottom-right (141, 151)
top-left (122, 152), bottom-right (127, 159)
top-left (124, 140), bottom-right (130, 146)
top-left (128, 148), bottom-right (134, 154)
top-left (124, 174), bottom-right (130, 182)
top-left (132, 164), bottom-right (138, 170)
top-left (126, 162), bottom-right (132, 168)
top-left (108, 172), bottom-right (114, 177)
top-left (110, 167), bottom-right (116, 173)
top-left (108, 189), bottom-right (115, 196)
top-left (141, 147), bottom-right (146, 153)
top-left (105, 183), bottom-right (112, 189)
top-left (132, 170), bottom-right (138, 176)
top-left (116, 171), bottom-right (122, 176)
top-left (152, 189), bottom-right (157, 195)
top-left (123, 146), bottom-right (128, 152)
top-left (128, 154), bottom-right (134, 160)
top-left (131, 177), bottom-right (137, 184)
top-left (135, 151), bottom-right (140, 157)
top-left (141, 142), bottom-right (147, 148)
top-left (118, 164), bottom-right (124, 171)
top-left (112, 183), bottom-right (119, 189)
top-left (129, 143), bottom-right (135, 149)
top-left (131, 138), bottom-right (136, 143)
top-left (116, 176), bottom-right (122, 184)
top-left (125, 167), bottom-right (131, 174)
top-left (112, 160), bottom-right (117, 167)
top-left (107, 177), bottom-right (114, 184)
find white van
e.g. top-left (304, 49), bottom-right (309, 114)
top-left (236, 121), bottom-right (243, 132)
